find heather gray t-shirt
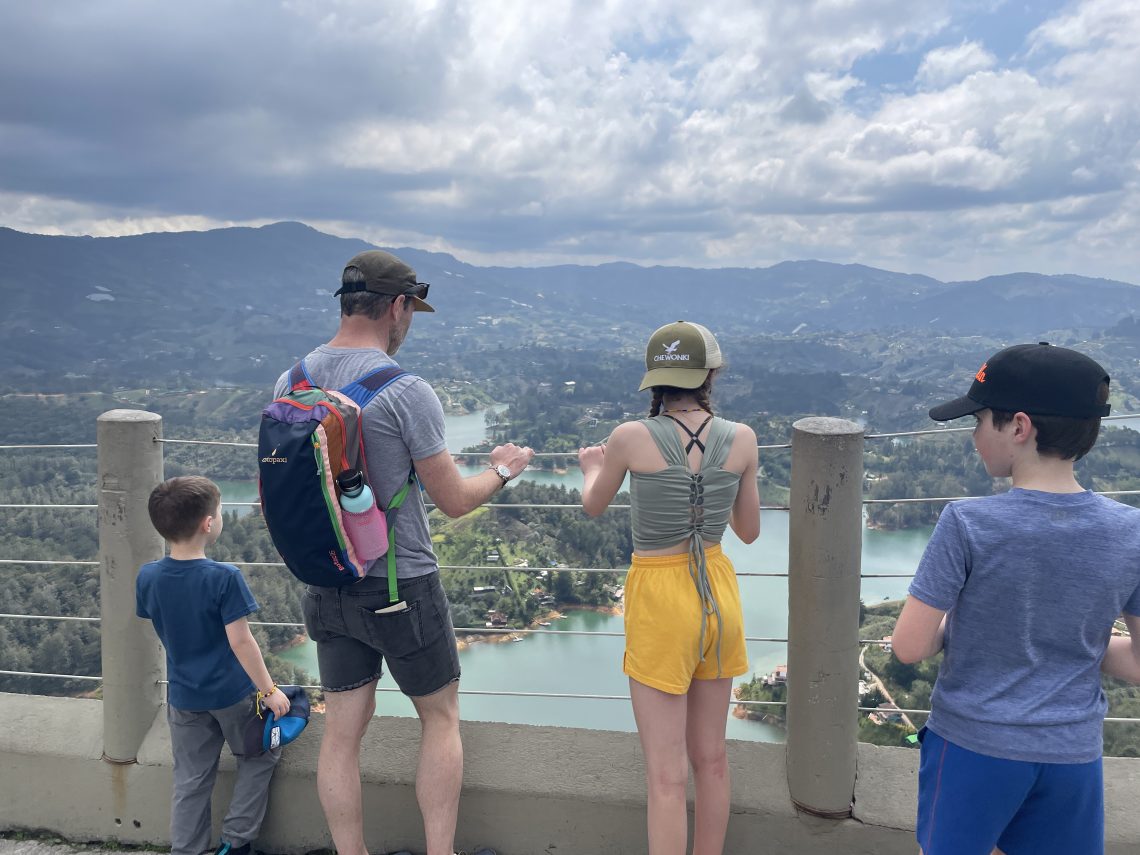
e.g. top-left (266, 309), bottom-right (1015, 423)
top-left (910, 488), bottom-right (1140, 764)
top-left (274, 345), bottom-right (448, 580)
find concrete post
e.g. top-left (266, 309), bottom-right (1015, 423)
top-left (98, 409), bottom-right (165, 763)
top-left (785, 416), bottom-right (864, 818)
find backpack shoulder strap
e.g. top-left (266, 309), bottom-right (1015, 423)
top-left (288, 360), bottom-right (315, 392)
top-left (340, 360), bottom-right (416, 605)
top-left (382, 467), bottom-right (418, 605)
top-left (339, 364), bottom-right (410, 409)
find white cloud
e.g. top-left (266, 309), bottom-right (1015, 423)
top-left (916, 40), bottom-right (997, 88)
top-left (0, 0), bottom-right (1138, 282)
top-left (0, 192), bottom-right (267, 237)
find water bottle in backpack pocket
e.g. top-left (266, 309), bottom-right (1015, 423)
top-left (336, 468), bottom-right (389, 560)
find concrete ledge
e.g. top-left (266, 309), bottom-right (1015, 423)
top-left (4, 694), bottom-right (1140, 854)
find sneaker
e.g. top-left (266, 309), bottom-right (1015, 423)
top-left (215, 844), bottom-right (251, 855)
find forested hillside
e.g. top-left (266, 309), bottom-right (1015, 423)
top-left (0, 440), bottom-right (631, 696)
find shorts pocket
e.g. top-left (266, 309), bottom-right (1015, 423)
top-left (301, 591), bottom-right (334, 642)
top-left (356, 602), bottom-right (425, 659)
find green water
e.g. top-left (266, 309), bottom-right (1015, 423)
top-left (237, 409), bottom-right (929, 741)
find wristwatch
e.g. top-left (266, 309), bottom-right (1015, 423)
top-left (490, 463), bottom-right (512, 486)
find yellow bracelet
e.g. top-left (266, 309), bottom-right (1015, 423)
top-left (256, 684), bottom-right (279, 716)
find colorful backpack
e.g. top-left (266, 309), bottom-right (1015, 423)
top-left (258, 360), bottom-right (414, 590)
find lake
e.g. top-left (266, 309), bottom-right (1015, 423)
top-left (229, 408), bottom-right (927, 741)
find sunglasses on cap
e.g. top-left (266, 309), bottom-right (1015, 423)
top-left (334, 281), bottom-right (430, 299)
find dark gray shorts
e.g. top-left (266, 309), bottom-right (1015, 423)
top-left (301, 571), bottom-right (461, 697)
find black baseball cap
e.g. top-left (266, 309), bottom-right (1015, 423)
top-left (929, 343), bottom-right (1110, 422)
top-left (335, 250), bottom-right (434, 312)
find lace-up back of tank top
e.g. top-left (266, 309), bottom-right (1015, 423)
top-left (629, 415), bottom-right (740, 550)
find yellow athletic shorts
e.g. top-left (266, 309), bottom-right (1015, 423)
top-left (622, 544), bottom-right (749, 695)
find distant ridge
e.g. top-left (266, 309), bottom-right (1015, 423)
top-left (1, 221), bottom-right (1137, 389)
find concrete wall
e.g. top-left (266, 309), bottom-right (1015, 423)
top-left (8, 412), bottom-right (1140, 853)
top-left (4, 693), bottom-right (1140, 854)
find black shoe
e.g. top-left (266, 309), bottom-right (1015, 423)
top-left (216, 843), bottom-right (251, 855)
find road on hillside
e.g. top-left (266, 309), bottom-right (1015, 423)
top-left (860, 644), bottom-right (916, 732)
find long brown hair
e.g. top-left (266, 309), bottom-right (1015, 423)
top-left (648, 369), bottom-right (718, 417)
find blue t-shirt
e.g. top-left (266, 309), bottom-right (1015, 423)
top-left (135, 557), bottom-right (258, 711)
top-left (910, 488), bottom-right (1140, 764)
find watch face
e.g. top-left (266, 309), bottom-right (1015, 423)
top-left (496, 464), bottom-right (512, 479)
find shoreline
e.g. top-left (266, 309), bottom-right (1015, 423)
top-left (275, 602), bottom-right (624, 655)
top-left (731, 685), bottom-right (786, 726)
top-left (455, 603), bottom-right (624, 651)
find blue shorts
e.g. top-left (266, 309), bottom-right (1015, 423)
top-left (916, 727), bottom-right (1103, 855)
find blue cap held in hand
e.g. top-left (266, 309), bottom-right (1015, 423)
top-left (242, 685), bottom-right (310, 754)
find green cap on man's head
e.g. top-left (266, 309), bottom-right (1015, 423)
top-left (335, 250), bottom-right (434, 312)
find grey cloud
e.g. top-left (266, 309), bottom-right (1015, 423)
top-left (779, 89), bottom-right (832, 124)
top-left (0, 0), bottom-right (1137, 281)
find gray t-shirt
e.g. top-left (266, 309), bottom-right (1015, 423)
top-left (274, 345), bottom-right (448, 579)
top-left (910, 488), bottom-right (1140, 763)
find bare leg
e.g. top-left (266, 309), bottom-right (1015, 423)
top-left (410, 681), bottom-right (463, 855)
top-left (317, 681), bottom-right (377, 855)
top-left (630, 677), bottom-right (690, 855)
top-left (686, 678), bottom-right (732, 855)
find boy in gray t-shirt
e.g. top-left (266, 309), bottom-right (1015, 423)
top-left (893, 343), bottom-right (1140, 855)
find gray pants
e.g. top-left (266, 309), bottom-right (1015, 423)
top-left (168, 694), bottom-right (281, 855)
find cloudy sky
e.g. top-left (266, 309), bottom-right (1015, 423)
top-left (1, 0), bottom-right (1138, 281)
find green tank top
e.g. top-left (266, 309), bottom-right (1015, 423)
top-left (629, 415), bottom-right (740, 549)
top-left (629, 415), bottom-right (743, 677)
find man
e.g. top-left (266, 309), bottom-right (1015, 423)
top-left (274, 250), bottom-right (532, 855)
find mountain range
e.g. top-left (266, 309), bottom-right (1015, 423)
top-left (2, 221), bottom-right (1137, 390)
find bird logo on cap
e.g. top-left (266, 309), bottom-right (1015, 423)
top-left (663, 340), bottom-right (681, 354)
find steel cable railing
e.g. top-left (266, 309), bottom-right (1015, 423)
top-left (7, 420), bottom-right (1140, 725)
top-left (0, 613), bottom-right (99, 623)
top-left (2, 410), bottom-right (1136, 455)
top-left (0, 610), bottom-right (929, 650)
top-left (0, 670), bottom-right (101, 682)
top-left (0, 559), bottom-right (98, 566)
top-left (0, 555), bottom-right (908, 583)
top-left (3, 494), bottom-right (1137, 511)
top-left (6, 669), bottom-right (1140, 725)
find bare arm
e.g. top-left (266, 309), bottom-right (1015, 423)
top-left (1102, 614), bottom-right (1140, 684)
top-left (225, 616), bottom-right (290, 717)
top-left (892, 595), bottom-right (948, 664)
top-left (728, 424), bottom-right (760, 543)
top-left (414, 443), bottom-right (534, 518)
top-left (579, 424), bottom-right (634, 517)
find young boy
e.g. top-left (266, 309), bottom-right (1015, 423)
top-left (137, 476), bottom-right (291, 855)
top-left (893, 342), bottom-right (1140, 855)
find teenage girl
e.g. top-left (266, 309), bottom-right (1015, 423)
top-left (579, 320), bottom-right (760, 855)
